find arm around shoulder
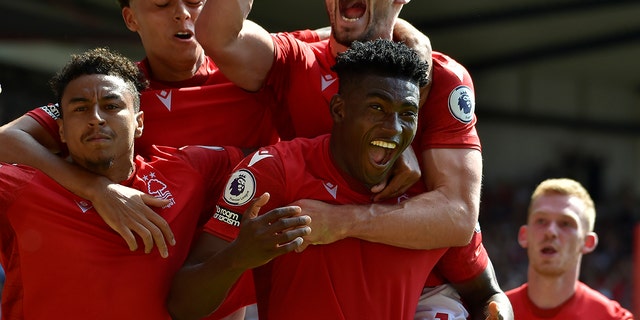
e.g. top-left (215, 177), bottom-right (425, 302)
top-left (0, 112), bottom-right (175, 256)
top-left (293, 148), bottom-right (480, 250)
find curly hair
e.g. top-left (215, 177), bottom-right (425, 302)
top-left (331, 39), bottom-right (429, 90)
top-left (49, 47), bottom-right (148, 111)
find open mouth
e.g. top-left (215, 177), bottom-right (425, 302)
top-left (175, 31), bottom-right (193, 40)
top-left (541, 246), bottom-right (557, 255)
top-left (340, 0), bottom-right (367, 21)
top-left (370, 140), bottom-right (397, 166)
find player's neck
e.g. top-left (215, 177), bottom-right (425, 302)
top-left (329, 37), bottom-right (349, 58)
top-left (147, 53), bottom-right (204, 83)
top-left (526, 268), bottom-right (579, 309)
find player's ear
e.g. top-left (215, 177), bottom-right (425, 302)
top-left (122, 7), bottom-right (138, 32)
top-left (56, 118), bottom-right (66, 143)
top-left (329, 94), bottom-right (345, 123)
top-left (517, 225), bottom-right (528, 248)
top-left (134, 111), bottom-right (144, 138)
top-left (581, 232), bottom-right (598, 254)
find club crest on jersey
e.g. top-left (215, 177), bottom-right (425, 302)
top-left (143, 171), bottom-right (176, 208)
top-left (224, 169), bottom-right (256, 206)
top-left (448, 85), bottom-right (475, 124)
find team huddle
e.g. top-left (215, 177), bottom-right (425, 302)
top-left (0, 0), bottom-right (633, 319)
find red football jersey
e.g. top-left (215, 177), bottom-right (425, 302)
top-left (134, 56), bottom-right (280, 154)
top-left (207, 135), bottom-right (447, 320)
top-left (0, 145), bottom-right (242, 319)
top-left (425, 226), bottom-right (490, 287)
top-left (266, 34), bottom-right (481, 152)
top-left (26, 55), bottom-right (281, 157)
top-left (507, 281), bottom-right (634, 319)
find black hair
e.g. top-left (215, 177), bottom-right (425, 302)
top-left (331, 39), bottom-right (429, 89)
top-left (116, 0), bottom-right (129, 9)
top-left (49, 47), bottom-right (148, 111)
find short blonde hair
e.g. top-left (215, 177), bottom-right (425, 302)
top-left (529, 178), bottom-right (596, 232)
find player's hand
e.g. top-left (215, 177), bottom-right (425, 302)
top-left (232, 193), bottom-right (311, 268)
top-left (288, 199), bottom-right (348, 252)
top-left (485, 301), bottom-right (503, 320)
top-left (371, 146), bottom-right (421, 202)
top-left (89, 179), bottom-right (175, 258)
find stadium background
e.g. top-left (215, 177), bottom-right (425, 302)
top-left (0, 0), bottom-right (638, 316)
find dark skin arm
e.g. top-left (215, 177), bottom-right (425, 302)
top-left (453, 260), bottom-right (514, 320)
top-left (167, 193), bottom-right (311, 320)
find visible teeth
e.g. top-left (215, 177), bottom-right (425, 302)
top-left (371, 140), bottom-right (397, 149)
top-left (341, 15), bottom-right (360, 22)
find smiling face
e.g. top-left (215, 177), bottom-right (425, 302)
top-left (325, 0), bottom-right (408, 47)
top-left (518, 192), bottom-right (597, 277)
top-left (122, 0), bottom-right (204, 78)
top-left (330, 73), bottom-right (419, 189)
top-left (57, 74), bottom-right (143, 180)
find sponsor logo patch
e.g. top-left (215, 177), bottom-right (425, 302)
top-left (448, 85), bottom-right (475, 124)
top-left (224, 169), bottom-right (256, 206)
top-left (214, 205), bottom-right (242, 227)
top-left (40, 103), bottom-right (61, 120)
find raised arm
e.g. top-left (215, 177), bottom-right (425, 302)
top-left (196, 0), bottom-right (275, 91)
top-left (0, 113), bottom-right (175, 257)
top-left (293, 148), bottom-right (481, 250)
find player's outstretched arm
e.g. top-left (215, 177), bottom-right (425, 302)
top-left (196, 0), bottom-right (275, 91)
top-left (168, 193), bottom-right (311, 320)
top-left (0, 114), bottom-right (175, 257)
